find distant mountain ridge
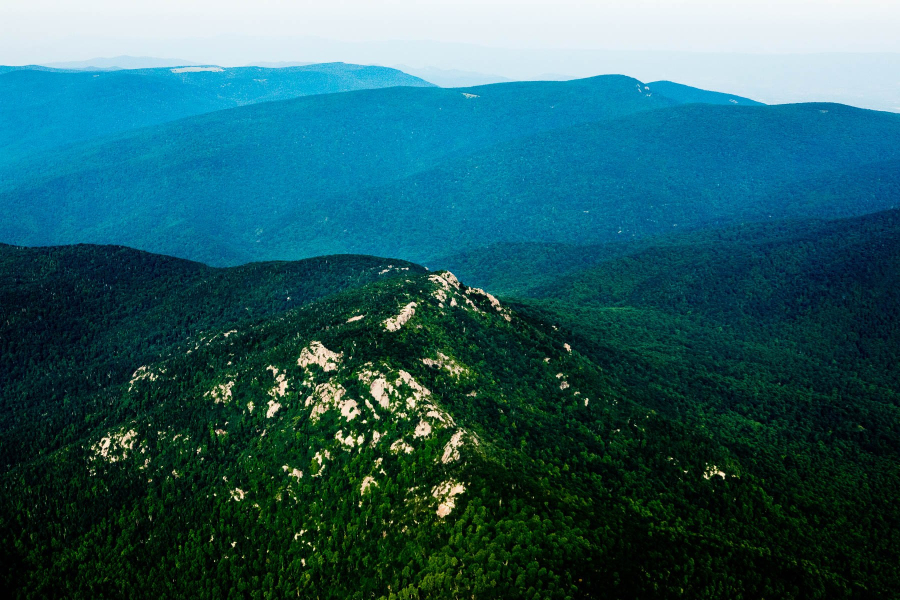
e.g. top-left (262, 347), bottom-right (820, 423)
top-left (24, 74), bottom-right (900, 272)
top-left (0, 75), bottom-right (686, 264)
top-left (318, 101), bottom-right (899, 261)
top-left (645, 80), bottom-right (763, 106)
top-left (392, 64), bottom-right (512, 87)
top-left (40, 56), bottom-right (201, 70)
top-left (0, 62), bottom-right (434, 160)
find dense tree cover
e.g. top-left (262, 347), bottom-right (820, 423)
top-left (0, 74), bottom-right (791, 266)
top-left (2, 86), bottom-right (896, 266)
top-left (0, 63), bottom-right (433, 161)
top-left (435, 241), bottom-right (648, 295)
top-left (524, 209), bottom-right (900, 388)
top-left (317, 104), bottom-right (900, 264)
top-left (0, 244), bottom-right (424, 470)
top-left (2, 237), bottom-right (898, 598)
top-left (435, 207), bottom-right (900, 295)
top-left (498, 210), bottom-right (900, 597)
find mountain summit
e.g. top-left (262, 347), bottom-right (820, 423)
top-left (0, 62), bottom-right (433, 159)
top-left (3, 239), bottom-right (898, 597)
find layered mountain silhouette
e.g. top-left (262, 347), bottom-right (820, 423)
top-left (0, 63), bottom-right (433, 159)
top-left (0, 75), bottom-right (684, 263)
top-left (1, 75), bottom-right (897, 266)
top-left (3, 66), bottom-right (900, 598)
top-left (2, 207), bottom-right (899, 596)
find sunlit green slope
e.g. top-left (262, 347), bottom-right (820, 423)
top-left (2, 242), bottom-right (898, 597)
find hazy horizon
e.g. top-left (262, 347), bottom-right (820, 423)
top-left (3, 0), bottom-right (900, 59)
top-left (5, 38), bottom-right (898, 113)
top-left (4, 0), bottom-right (899, 111)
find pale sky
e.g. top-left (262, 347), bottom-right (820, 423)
top-left (2, 0), bottom-right (899, 65)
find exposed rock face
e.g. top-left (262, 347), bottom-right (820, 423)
top-left (298, 341), bottom-right (343, 372)
top-left (385, 302), bottom-right (417, 332)
top-left (433, 480), bottom-right (466, 517)
top-left (72, 267), bottom-right (620, 598)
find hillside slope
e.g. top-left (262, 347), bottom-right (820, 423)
top-left (268, 103), bottom-right (900, 262)
top-left (646, 80), bottom-right (763, 106)
top-left (3, 90), bottom-right (898, 266)
top-left (0, 63), bottom-right (433, 159)
top-left (1, 245), bottom-right (899, 597)
top-left (0, 75), bottom-right (681, 265)
top-left (526, 208), bottom-right (900, 383)
top-left (433, 178), bottom-right (900, 294)
top-left (0, 244), bottom-right (425, 468)
top-left (502, 211), bottom-right (900, 599)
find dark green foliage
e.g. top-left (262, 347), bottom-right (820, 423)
top-left (0, 63), bottom-right (433, 160)
top-left (435, 203), bottom-right (900, 296)
top-left (525, 209), bottom-right (900, 387)
top-left (432, 241), bottom-right (641, 294)
top-left (500, 210), bottom-right (900, 597)
top-left (0, 243), bottom-right (424, 469)
top-left (1, 231), bottom-right (899, 597)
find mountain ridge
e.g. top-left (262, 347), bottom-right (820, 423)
top-left (2, 80), bottom-right (896, 266)
top-left (265, 101), bottom-right (900, 262)
top-left (0, 75), bottom-right (681, 264)
top-left (0, 62), bottom-right (434, 160)
top-left (2, 228), bottom-right (899, 596)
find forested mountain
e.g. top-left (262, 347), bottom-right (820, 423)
top-left (435, 240), bottom-right (644, 295)
top-left (2, 76), bottom-right (898, 267)
top-left (0, 66), bottom-right (60, 75)
top-left (0, 244), bottom-right (425, 468)
top-left (311, 102), bottom-right (899, 262)
top-left (644, 80), bottom-right (763, 106)
top-left (0, 63), bottom-right (433, 159)
top-left (2, 63), bottom-right (899, 598)
top-left (518, 208), bottom-right (900, 390)
top-left (441, 208), bottom-right (900, 416)
top-left (435, 203), bottom-right (900, 293)
top-left (0, 75), bottom-right (687, 264)
top-left (3, 239), bottom-right (899, 598)
top-left (501, 210), bottom-right (900, 599)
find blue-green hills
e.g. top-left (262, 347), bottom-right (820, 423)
top-left (0, 75), bottom-right (692, 264)
top-left (3, 71), bottom-right (900, 597)
top-left (1, 79), bottom-right (897, 265)
top-left (0, 63), bottom-right (433, 160)
top-left (299, 102), bottom-right (900, 262)
top-left (644, 80), bottom-right (763, 106)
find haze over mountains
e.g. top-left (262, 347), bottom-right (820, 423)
top-left (41, 56), bottom-right (203, 70)
top-left (11, 40), bottom-right (897, 110)
top-left (1, 70), bottom-right (897, 267)
top-left (2, 53), bottom-right (900, 598)
top-left (0, 62), bottom-right (431, 159)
